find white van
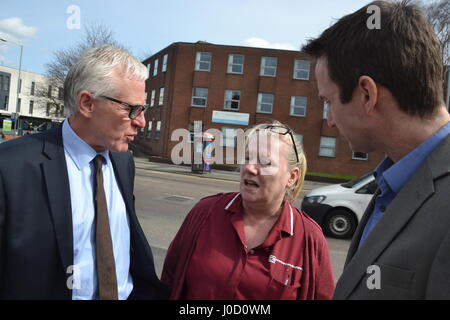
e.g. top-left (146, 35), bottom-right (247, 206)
top-left (301, 171), bottom-right (377, 239)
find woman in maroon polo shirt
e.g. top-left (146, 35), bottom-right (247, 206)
top-left (162, 121), bottom-right (335, 300)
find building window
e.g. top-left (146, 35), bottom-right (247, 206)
top-left (3, 76), bottom-right (10, 91)
top-left (227, 54), bottom-right (244, 74)
top-left (46, 102), bottom-right (51, 116)
top-left (58, 87), bottom-right (64, 100)
top-left (4, 96), bottom-right (8, 110)
top-left (290, 96), bottom-right (307, 117)
top-left (221, 127), bottom-right (238, 147)
top-left (162, 54), bottom-right (168, 72)
top-left (29, 100), bottom-right (34, 115)
top-left (224, 90), bottom-right (240, 110)
top-left (147, 63), bottom-right (151, 77)
top-left (293, 133), bottom-right (303, 145)
top-left (155, 121), bottom-right (161, 139)
top-left (352, 152), bottom-right (369, 161)
top-left (260, 57), bottom-right (277, 77)
top-left (319, 136), bottom-right (336, 157)
top-left (147, 121), bottom-right (153, 138)
top-left (48, 85), bottom-right (52, 98)
top-left (31, 81), bottom-right (35, 96)
top-left (18, 78), bottom-right (22, 93)
top-left (323, 101), bottom-right (329, 119)
top-left (257, 93), bottom-right (274, 113)
top-left (192, 87), bottom-right (208, 107)
top-left (153, 59), bottom-right (159, 77)
top-left (16, 98), bottom-right (21, 112)
top-left (150, 90), bottom-right (156, 107)
top-left (293, 59), bottom-right (310, 80)
top-left (159, 87), bottom-right (164, 105)
top-left (195, 52), bottom-right (212, 71)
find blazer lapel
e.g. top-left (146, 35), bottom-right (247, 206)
top-left (334, 162), bottom-right (435, 299)
top-left (109, 152), bottom-right (134, 213)
top-left (41, 126), bottom-right (73, 273)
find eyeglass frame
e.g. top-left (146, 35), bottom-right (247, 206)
top-left (97, 95), bottom-right (149, 120)
top-left (258, 124), bottom-right (300, 163)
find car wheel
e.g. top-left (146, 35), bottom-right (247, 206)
top-left (324, 209), bottom-right (357, 239)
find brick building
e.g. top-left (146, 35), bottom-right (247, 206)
top-left (135, 41), bottom-right (384, 177)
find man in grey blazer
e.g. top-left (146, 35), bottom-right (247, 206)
top-left (303, 1), bottom-right (450, 299)
top-left (0, 45), bottom-right (168, 299)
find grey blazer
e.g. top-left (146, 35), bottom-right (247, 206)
top-left (333, 135), bottom-right (450, 300)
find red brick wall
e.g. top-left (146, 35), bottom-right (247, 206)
top-left (136, 42), bottom-right (384, 177)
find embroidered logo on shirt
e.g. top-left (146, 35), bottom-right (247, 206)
top-left (268, 255), bottom-right (303, 270)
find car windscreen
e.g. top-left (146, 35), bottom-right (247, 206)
top-left (341, 171), bottom-right (374, 188)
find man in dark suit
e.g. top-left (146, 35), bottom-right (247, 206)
top-left (0, 45), bottom-right (168, 299)
top-left (303, 1), bottom-right (450, 299)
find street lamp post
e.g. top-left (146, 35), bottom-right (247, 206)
top-left (0, 38), bottom-right (23, 133)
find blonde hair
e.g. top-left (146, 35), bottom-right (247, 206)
top-left (245, 120), bottom-right (307, 202)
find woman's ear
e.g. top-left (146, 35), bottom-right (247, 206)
top-left (287, 167), bottom-right (300, 188)
top-left (76, 90), bottom-right (95, 118)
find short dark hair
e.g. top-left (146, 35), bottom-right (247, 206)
top-left (302, 0), bottom-right (444, 118)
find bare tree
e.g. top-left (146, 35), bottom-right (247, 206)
top-left (423, 0), bottom-right (450, 108)
top-left (36, 23), bottom-right (127, 117)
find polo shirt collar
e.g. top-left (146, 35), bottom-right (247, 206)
top-left (62, 119), bottom-right (110, 170)
top-left (224, 193), bottom-right (295, 237)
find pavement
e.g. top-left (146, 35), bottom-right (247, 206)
top-left (133, 157), bottom-right (332, 192)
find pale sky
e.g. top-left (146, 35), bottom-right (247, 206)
top-left (0, 0), bottom-right (371, 75)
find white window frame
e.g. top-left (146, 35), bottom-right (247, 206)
top-left (195, 52), bottom-right (212, 71)
top-left (257, 93), bottom-right (274, 114)
top-left (227, 54), bottom-right (244, 74)
top-left (293, 59), bottom-right (310, 80)
top-left (191, 87), bottom-right (208, 107)
top-left (319, 136), bottom-right (337, 158)
top-left (153, 59), bottom-right (159, 77)
top-left (224, 90), bottom-right (241, 110)
top-left (147, 121), bottom-right (153, 138)
top-left (159, 87), bottom-right (164, 105)
top-left (323, 101), bottom-right (329, 119)
top-left (293, 133), bottom-right (304, 145)
top-left (162, 54), bottom-right (168, 72)
top-left (221, 127), bottom-right (238, 147)
top-left (290, 96), bottom-right (307, 117)
top-left (155, 121), bottom-right (162, 139)
top-left (150, 90), bottom-right (156, 107)
top-left (352, 152), bottom-right (369, 161)
top-left (260, 57), bottom-right (277, 77)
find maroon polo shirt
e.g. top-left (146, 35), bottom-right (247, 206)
top-left (182, 193), bottom-right (334, 300)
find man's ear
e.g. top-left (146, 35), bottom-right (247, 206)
top-left (76, 90), bottom-right (95, 118)
top-left (358, 76), bottom-right (378, 116)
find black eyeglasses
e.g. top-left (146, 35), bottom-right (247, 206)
top-left (258, 125), bottom-right (300, 163)
top-left (98, 95), bottom-right (149, 120)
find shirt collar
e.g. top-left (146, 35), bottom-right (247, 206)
top-left (225, 193), bottom-right (294, 237)
top-left (62, 119), bottom-right (110, 170)
top-left (375, 121), bottom-right (450, 195)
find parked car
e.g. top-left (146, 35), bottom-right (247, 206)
top-left (301, 171), bottom-right (378, 239)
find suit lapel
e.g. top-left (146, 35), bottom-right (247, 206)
top-left (334, 161), bottom-right (435, 299)
top-left (109, 152), bottom-right (134, 213)
top-left (41, 126), bottom-right (73, 273)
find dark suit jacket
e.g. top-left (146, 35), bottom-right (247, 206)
top-left (333, 135), bottom-right (450, 300)
top-left (0, 125), bottom-right (168, 299)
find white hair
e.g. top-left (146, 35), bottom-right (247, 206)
top-left (63, 45), bottom-right (148, 117)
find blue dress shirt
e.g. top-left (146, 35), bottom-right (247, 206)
top-left (359, 122), bottom-right (450, 247)
top-left (62, 120), bottom-right (133, 299)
